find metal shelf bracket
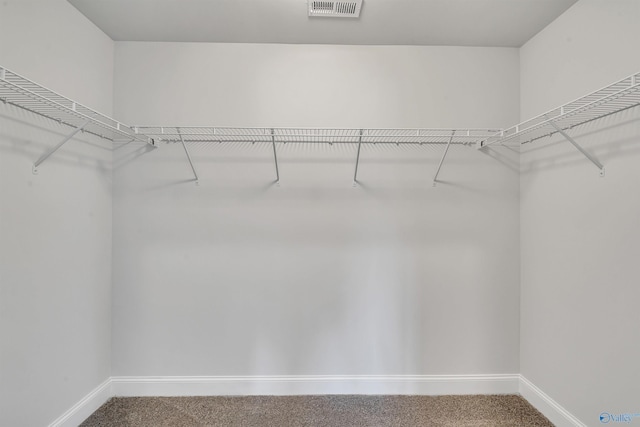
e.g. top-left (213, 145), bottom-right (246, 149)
top-left (353, 129), bottom-right (363, 186)
top-left (271, 128), bottom-right (280, 185)
top-left (432, 130), bottom-right (456, 186)
top-left (547, 119), bottom-right (605, 177)
top-left (32, 119), bottom-right (90, 174)
top-left (177, 128), bottom-right (199, 185)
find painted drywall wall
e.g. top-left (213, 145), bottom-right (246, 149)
top-left (519, 1), bottom-right (640, 425)
top-left (113, 43), bottom-right (516, 129)
top-left (111, 43), bottom-right (521, 379)
top-left (0, 1), bottom-right (114, 426)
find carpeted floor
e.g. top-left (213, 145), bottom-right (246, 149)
top-left (80, 394), bottom-right (554, 426)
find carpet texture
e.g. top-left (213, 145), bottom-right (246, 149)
top-left (80, 394), bottom-right (554, 426)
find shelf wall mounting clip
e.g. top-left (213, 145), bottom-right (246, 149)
top-left (547, 119), bottom-right (605, 177)
top-left (177, 128), bottom-right (199, 185)
top-left (353, 129), bottom-right (363, 186)
top-left (432, 130), bottom-right (456, 186)
top-left (271, 128), bottom-right (280, 185)
top-left (32, 119), bottom-right (91, 174)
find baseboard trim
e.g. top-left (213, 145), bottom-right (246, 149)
top-left (519, 376), bottom-right (586, 427)
top-left (47, 374), bottom-right (586, 426)
top-left (48, 378), bottom-right (112, 427)
top-left (111, 374), bottom-right (520, 397)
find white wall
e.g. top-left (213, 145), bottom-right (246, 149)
top-left (111, 43), bottom-right (521, 379)
top-left (12, 1), bottom-right (639, 422)
top-left (519, 1), bottom-right (640, 425)
top-left (114, 43), bottom-right (517, 129)
top-left (0, 1), bottom-right (114, 426)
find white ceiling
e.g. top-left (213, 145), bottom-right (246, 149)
top-left (68, 0), bottom-right (578, 47)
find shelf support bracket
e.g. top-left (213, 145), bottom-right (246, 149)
top-left (353, 129), bottom-right (363, 186)
top-left (271, 129), bottom-right (280, 184)
top-left (547, 120), bottom-right (605, 177)
top-left (432, 130), bottom-right (455, 186)
top-left (32, 119), bottom-right (91, 174)
top-left (178, 129), bottom-right (199, 184)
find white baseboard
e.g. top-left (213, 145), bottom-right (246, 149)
top-left (47, 374), bottom-right (586, 427)
top-left (111, 374), bottom-right (520, 397)
top-left (48, 378), bottom-right (112, 427)
top-left (519, 376), bottom-right (586, 427)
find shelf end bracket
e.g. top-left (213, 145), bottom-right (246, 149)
top-left (432, 130), bottom-right (455, 186)
top-left (178, 129), bottom-right (199, 185)
top-left (32, 119), bottom-right (91, 174)
top-left (271, 129), bottom-right (280, 185)
top-left (547, 120), bottom-right (605, 177)
top-left (353, 129), bottom-right (363, 186)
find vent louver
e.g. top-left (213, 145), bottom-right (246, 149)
top-left (308, 0), bottom-right (363, 17)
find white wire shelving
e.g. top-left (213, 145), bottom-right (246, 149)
top-left (4, 62), bottom-right (638, 181)
top-left (135, 127), bottom-right (501, 185)
top-left (0, 66), bottom-right (153, 172)
top-left (0, 66), bottom-right (153, 144)
top-left (135, 127), bottom-right (499, 145)
top-left (479, 71), bottom-right (640, 176)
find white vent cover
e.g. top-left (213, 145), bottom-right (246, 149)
top-left (308, 0), bottom-right (363, 18)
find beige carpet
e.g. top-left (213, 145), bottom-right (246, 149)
top-left (80, 395), bottom-right (554, 426)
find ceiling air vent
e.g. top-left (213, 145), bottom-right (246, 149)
top-left (308, 0), bottom-right (363, 18)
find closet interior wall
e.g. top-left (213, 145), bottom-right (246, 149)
top-left (8, 1), bottom-right (640, 425)
top-left (519, 0), bottom-right (640, 424)
top-left (112, 43), bottom-right (521, 379)
top-left (0, 1), bottom-right (114, 427)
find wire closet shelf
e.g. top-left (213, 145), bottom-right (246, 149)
top-left (134, 127), bottom-right (501, 186)
top-left (0, 66), bottom-right (151, 145)
top-left (480, 71), bottom-right (640, 148)
top-left (4, 62), bottom-right (639, 180)
top-left (134, 127), bottom-right (500, 146)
